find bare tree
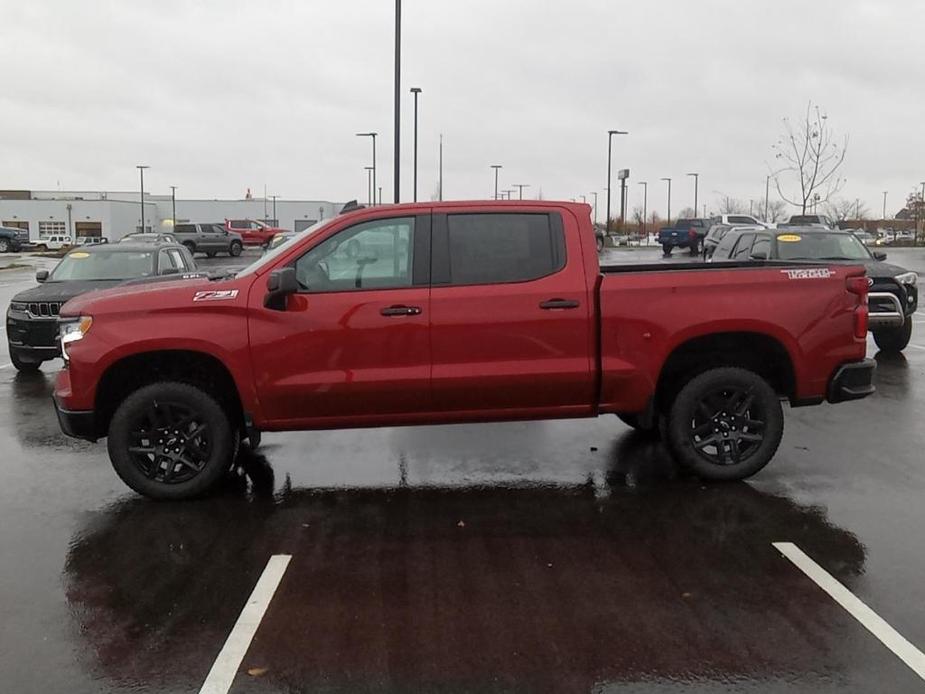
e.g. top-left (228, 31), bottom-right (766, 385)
top-left (717, 195), bottom-right (747, 214)
top-left (761, 199), bottom-right (788, 223)
top-left (632, 206), bottom-right (645, 226)
top-left (772, 102), bottom-right (847, 213)
top-left (826, 198), bottom-right (868, 222)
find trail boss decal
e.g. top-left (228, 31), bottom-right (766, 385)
top-left (193, 289), bottom-right (239, 302)
top-left (781, 268), bottom-right (832, 280)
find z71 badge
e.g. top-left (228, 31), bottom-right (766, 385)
top-left (780, 268), bottom-right (832, 280)
top-left (193, 289), bottom-right (239, 302)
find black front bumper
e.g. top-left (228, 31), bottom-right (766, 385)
top-left (827, 359), bottom-right (876, 403)
top-left (53, 396), bottom-right (98, 442)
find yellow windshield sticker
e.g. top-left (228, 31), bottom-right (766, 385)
top-left (69, 252), bottom-right (90, 258)
top-left (777, 234), bottom-right (802, 242)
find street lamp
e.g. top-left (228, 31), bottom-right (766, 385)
top-left (766, 175), bottom-right (771, 221)
top-left (365, 167), bottom-right (374, 206)
top-left (606, 129), bottom-right (629, 233)
top-left (136, 165), bottom-right (149, 233)
top-left (638, 181), bottom-right (648, 241)
top-left (686, 173), bottom-right (699, 218)
top-left (170, 185), bottom-right (177, 228)
top-left (393, 0), bottom-right (402, 202)
top-left (661, 177), bottom-right (672, 225)
top-left (512, 183), bottom-right (530, 200)
top-left (410, 87), bottom-right (422, 202)
top-left (356, 132), bottom-right (377, 205)
top-left (490, 164), bottom-right (502, 200)
top-left (590, 191), bottom-right (598, 224)
top-left (882, 191), bottom-right (888, 220)
top-left (270, 195), bottom-right (279, 224)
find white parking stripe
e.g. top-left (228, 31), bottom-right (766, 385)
top-left (0, 363), bottom-right (11, 370)
top-left (199, 554), bottom-right (292, 694)
top-left (773, 542), bottom-right (925, 680)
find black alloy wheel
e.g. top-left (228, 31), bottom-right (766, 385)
top-left (687, 386), bottom-right (765, 465)
top-left (126, 400), bottom-right (213, 485)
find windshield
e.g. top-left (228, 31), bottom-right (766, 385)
top-left (234, 219), bottom-right (332, 277)
top-left (775, 232), bottom-right (871, 261)
top-left (49, 250), bottom-right (155, 281)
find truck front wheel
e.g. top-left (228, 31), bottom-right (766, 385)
top-left (107, 382), bottom-right (237, 500)
top-left (872, 320), bottom-right (912, 353)
top-left (665, 367), bottom-right (783, 481)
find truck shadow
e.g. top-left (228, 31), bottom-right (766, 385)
top-left (63, 432), bottom-right (867, 692)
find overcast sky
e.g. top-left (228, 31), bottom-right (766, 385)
top-left (1, 0), bottom-right (923, 217)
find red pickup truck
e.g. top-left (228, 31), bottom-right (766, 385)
top-left (224, 219), bottom-right (288, 247)
top-left (53, 201), bottom-right (875, 500)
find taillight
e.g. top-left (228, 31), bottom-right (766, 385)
top-left (846, 275), bottom-right (869, 339)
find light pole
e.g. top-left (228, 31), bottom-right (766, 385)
top-left (136, 165), bottom-right (149, 232)
top-left (170, 185), bottom-right (177, 227)
top-left (490, 164), bottom-right (502, 200)
top-left (661, 177), bottom-right (672, 225)
top-left (503, 189), bottom-right (515, 200)
top-left (393, 0), bottom-right (402, 202)
top-left (410, 87), bottom-right (421, 202)
top-left (638, 181), bottom-right (648, 241)
top-left (882, 191), bottom-right (888, 220)
top-left (765, 175), bottom-right (771, 221)
top-left (686, 173), bottom-right (699, 218)
top-left (270, 195), bottom-right (278, 224)
top-left (591, 191), bottom-right (598, 224)
top-left (606, 129), bottom-right (629, 233)
top-left (438, 134), bottom-right (444, 201)
top-left (365, 167), bottom-right (374, 206)
top-left (356, 132), bottom-right (377, 205)
top-left (512, 183), bottom-right (530, 200)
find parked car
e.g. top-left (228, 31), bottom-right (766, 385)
top-left (709, 226), bottom-right (918, 352)
top-left (657, 218), bottom-right (711, 256)
top-left (118, 232), bottom-right (178, 244)
top-left (31, 235), bottom-right (72, 251)
top-left (779, 214), bottom-right (836, 229)
top-left (0, 226), bottom-right (24, 253)
top-left (702, 224), bottom-right (765, 259)
top-left (225, 219), bottom-right (289, 248)
top-left (173, 223), bottom-right (244, 257)
top-left (75, 236), bottom-right (109, 246)
top-left (53, 201), bottom-right (873, 499)
top-left (6, 241), bottom-right (198, 372)
top-left (712, 214), bottom-right (769, 228)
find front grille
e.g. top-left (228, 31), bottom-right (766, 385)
top-left (6, 316), bottom-right (59, 348)
top-left (26, 302), bottom-right (61, 318)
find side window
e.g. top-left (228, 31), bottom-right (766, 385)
top-left (729, 216), bottom-right (748, 224)
top-left (445, 213), bottom-right (564, 285)
top-left (712, 233), bottom-right (738, 259)
top-left (295, 217), bottom-right (415, 292)
top-left (175, 224), bottom-right (195, 234)
top-left (731, 233), bottom-right (756, 260)
top-left (750, 235), bottom-right (771, 260)
top-left (158, 249), bottom-right (178, 272)
top-left (168, 248), bottom-right (188, 270)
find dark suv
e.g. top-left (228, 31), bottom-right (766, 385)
top-left (0, 225), bottom-right (24, 253)
top-left (710, 226), bottom-right (918, 352)
top-left (6, 241), bottom-right (197, 371)
top-left (173, 223), bottom-right (244, 257)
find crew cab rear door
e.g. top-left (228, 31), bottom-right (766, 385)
top-left (248, 212), bottom-right (432, 425)
top-left (429, 208), bottom-right (594, 416)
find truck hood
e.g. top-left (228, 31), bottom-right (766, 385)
top-left (59, 275), bottom-right (236, 317)
top-left (12, 280), bottom-right (124, 305)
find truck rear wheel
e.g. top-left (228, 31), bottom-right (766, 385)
top-left (665, 367), bottom-right (783, 481)
top-left (872, 320), bottom-right (912, 353)
top-left (107, 381), bottom-right (237, 500)
top-left (662, 244), bottom-right (672, 257)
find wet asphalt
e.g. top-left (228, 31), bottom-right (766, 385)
top-left (1, 247), bottom-right (924, 693)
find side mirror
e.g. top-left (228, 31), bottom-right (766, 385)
top-left (264, 267), bottom-right (299, 310)
top-left (35, 270), bottom-right (49, 283)
top-left (873, 251), bottom-right (887, 261)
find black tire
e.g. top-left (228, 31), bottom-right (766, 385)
top-left (0, 239), bottom-right (9, 253)
top-left (10, 352), bottom-right (42, 372)
top-left (872, 320), bottom-right (912, 353)
top-left (182, 241), bottom-right (196, 255)
top-left (229, 241), bottom-right (243, 257)
top-left (665, 367), bottom-right (783, 481)
top-left (107, 382), bottom-right (237, 500)
top-left (246, 429), bottom-right (261, 450)
top-left (617, 413), bottom-right (659, 437)
top-left (596, 236), bottom-right (605, 253)
top-left (662, 244), bottom-right (672, 257)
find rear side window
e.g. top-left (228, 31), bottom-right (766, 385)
top-left (712, 232), bottom-right (739, 259)
top-left (174, 224), bottom-right (195, 233)
top-left (750, 236), bottom-right (771, 260)
top-left (731, 233), bottom-right (756, 260)
top-left (445, 213), bottom-right (564, 285)
top-left (729, 215), bottom-right (752, 224)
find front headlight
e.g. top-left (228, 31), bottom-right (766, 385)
top-left (894, 271), bottom-right (918, 286)
top-left (59, 316), bottom-right (93, 360)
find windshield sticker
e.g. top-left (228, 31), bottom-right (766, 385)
top-left (777, 234), bottom-right (802, 242)
top-left (193, 289), bottom-right (239, 302)
top-left (69, 252), bottom-right (90, 258)
top-left (781, 268), bottom-right (832, 280)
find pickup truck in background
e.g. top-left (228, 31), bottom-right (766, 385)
top-left (225, 219), bottom-right (289, 248)
top-left (779, 214), bottom-right (836, 230)
top-left (657, 218), bottom-right (710, 256)
top-left (53, 201), bottom-right (875, 500)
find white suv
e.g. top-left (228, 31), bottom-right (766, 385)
top-left (38, 235), bottom-right (72, 251)
top-left (714, 214), bottom-right (769, 228)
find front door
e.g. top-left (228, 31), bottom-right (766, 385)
top-left (429, 209), bottom-right (594, 417)
top-left (249, 213), bottom-right (432, 427)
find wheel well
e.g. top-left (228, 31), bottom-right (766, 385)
top-left (655, 332), bottom-right (795, 412)
top-left (94, 350), bottom-right (244, 438)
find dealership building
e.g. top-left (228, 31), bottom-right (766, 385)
top-left (0, 189), bottom-right (344, 242)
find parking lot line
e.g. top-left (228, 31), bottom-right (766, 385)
top-left (773, 542), bottom-right (925, 681)
top-left (0, 363), bottom-right (11, 370)
top-left (199, 554), bottom-right (292, 694)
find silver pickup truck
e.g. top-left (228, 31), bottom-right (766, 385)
top-left (172, 223), bottom-right (244, 257)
